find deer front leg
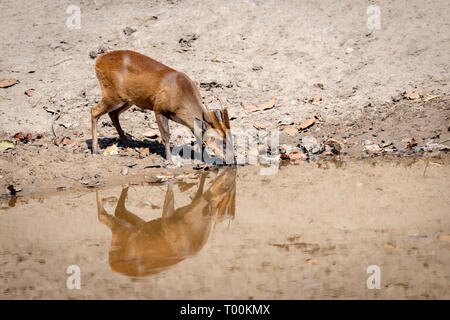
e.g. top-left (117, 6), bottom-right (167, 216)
top-left (155, 112), bottom-right (172, 162)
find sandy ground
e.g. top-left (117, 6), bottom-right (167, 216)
top-left (0, 0), bottom-right (449, 300)
top-left (0, 161), bottom-right (449, 299)
top-left (0, 0), bottom-right (449, 193)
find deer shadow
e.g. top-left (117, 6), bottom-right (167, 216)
top-left (86, 136), bottom-right (223, 163)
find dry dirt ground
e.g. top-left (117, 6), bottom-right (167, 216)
top-left (0, 0), bottom-right (449, 194)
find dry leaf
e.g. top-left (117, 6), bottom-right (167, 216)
top-left (314, 115), bottom-right (324, 122)
top-left (62, 137), bottom-right (80, 147)
top-left (314, 83), bottom-right (324, 90)
top-left (0, 79), bottom-right (20, 88)
top-left (423, 95), bottom-right (440, 102)
top-left (281, 152), bottom-right (307, 162)
top-left (437, 235), bottom-right (450, 241)
top-left (138, 147), bottom-right (150, 157)
top-left (384, 244), bottom-right (404, 251)
top-left (13, 132), bottom-right (25, 141)
top-left (305, 258), bottom-right (317, 264)
top-left (405, 92), bottom-right (420, 100)
top-left (0, 140), bottom-right (15, 151)
top-left (243, 104), bottom-right (257, 110)
top-left (176, 174), bottom-right (199, 180)
top-left (289, 152), bottom-right (307, 161)
top-left (24, 88), bottom-right (35, 97)
top-left (298, 117), bottom-right (316, 131)
top-left (312, 96), bottom-right (322, 102)
top-left (143, 130), bottom-right (159, 138)
top-left (103, 144), bottom-right (119, 156)
top-left (156, 173), bottom-right (175, 181)
top-left (283, 126), bottom-right (297, 135)
top-left (253, 122), bottom-right (267, 130)
top-left (298, 96), bottom-right (322, 104)
top-left (211, 57), bottom-right (226, 63)
top-left (242, 98), bottom-right (276, 112)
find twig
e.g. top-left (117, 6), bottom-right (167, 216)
top-left (51, 112), bottom-right (60, 137)
top-left (51, 58), bottom-right (72, 67)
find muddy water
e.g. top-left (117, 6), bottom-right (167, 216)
top-left (0, 159), bottom-right (449, 299)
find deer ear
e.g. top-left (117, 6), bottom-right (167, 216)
top-left (223, 108), bottom-right (231, 129)
top-left (214, 109), bottom-right (228, 133)
top-left (209, 110), bottom-right (221, 130)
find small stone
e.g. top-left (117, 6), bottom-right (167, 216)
top-left (252, 64), bottom-right (263, 71)
top-left (301, 136), bottom-right (320, 153)
top-left (121, 167), bottom-right (128, 176)
top-left (24, 89), bottom-right (35, 97)
top-left (279, 144), bottom-right (296, 154)
top-left (123, 27), bottom-right (137, 36)
top-left (278, 116), bottom-right (294, 126)
top-left (424, 141), bottom-right (449, 152)
top-left (364, 144), bottom-right (382, 154)
top-left (405, 92), bottom-right (420, 100)
top-left (324, 139), bottom-right (341, 155)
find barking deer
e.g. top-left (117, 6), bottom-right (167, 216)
top-left (91, 50), bottom-right (233, 162)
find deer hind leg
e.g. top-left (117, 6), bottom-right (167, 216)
top-left (108, 103), bottom-right (131, 146)
top-left (91, 100), bottom-right (110, 154)
top-left (96, 190), bottom-right (120, 230)
top-left (114, 186), bottom-right (145, 227)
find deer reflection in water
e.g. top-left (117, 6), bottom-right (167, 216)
top-left (96, 169), bottom-right (236, 277)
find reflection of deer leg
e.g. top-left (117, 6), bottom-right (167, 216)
top-left (96, 190), bottom-right (121, 230)
top-left (114, 187), bottom-right (145, 227)
top-left (193, 173), bottom-right (208, 201)
top-left (162, 183), bottom-right (175, 219)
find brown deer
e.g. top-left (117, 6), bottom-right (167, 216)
top-left (96, 169), bottom-right (236, 277)
top-left (91, 50), bottom-right (233, 162)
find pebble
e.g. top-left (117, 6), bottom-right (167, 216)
top-left (123, 27), bottom-right (137, 36)
top-left (301, 136), bottom-right (320, 153)
top-left (279, 144), bottom-right (296, 154)
top-left (364, 144), bottom-right (382, 154)
top-left (424, 141), bottom-right (449, 152)
top-left (278, 117), bottom-right (294, 126)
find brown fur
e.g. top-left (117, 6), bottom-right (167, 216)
top-left (90, 50), bottom-right (231, 160)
